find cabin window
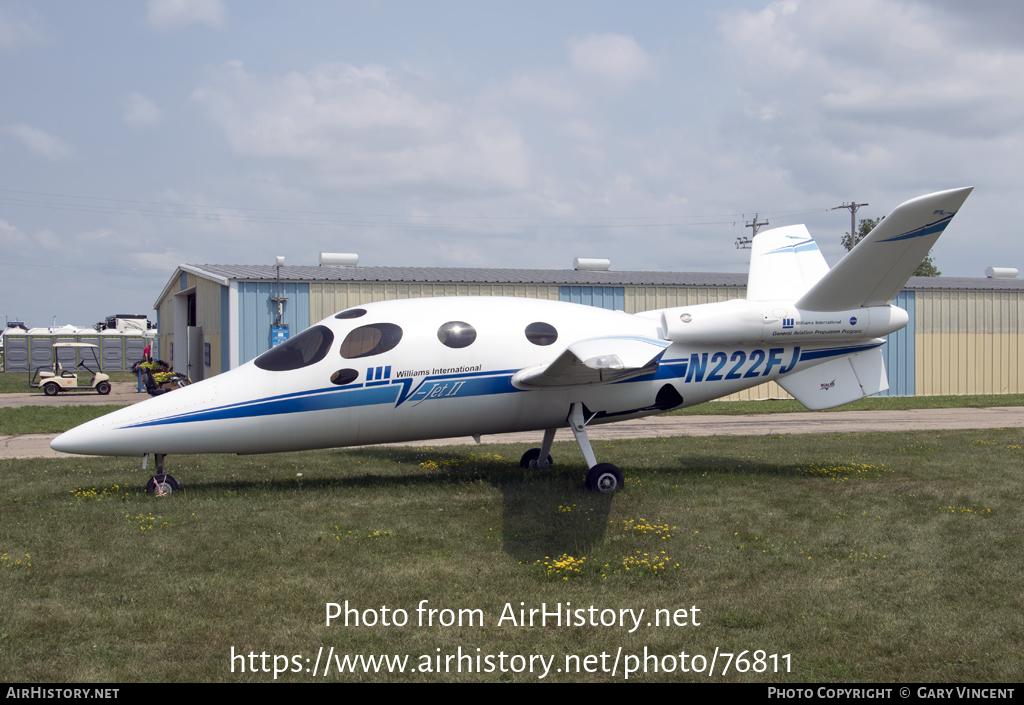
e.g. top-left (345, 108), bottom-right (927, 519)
top-left (437, 321), bottom-right (477, 349)
top-left (330, 368), bottom-right (360, 386)
top-left (524, 322), bottom-right (558, 346)
top-left (335, 308), bottom-right (367, 319)
top-left (340, 323), bottom-right (403, 359)
top-left (254, 325), bottom-right (334, 371)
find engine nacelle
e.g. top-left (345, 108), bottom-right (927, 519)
top-left (659, 299), bottom-right (908, 344)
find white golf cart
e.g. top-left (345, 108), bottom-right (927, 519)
top-left (31, 343), bottom-right (112, 396)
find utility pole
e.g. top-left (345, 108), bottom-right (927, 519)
top-left (746, 213), bottom-right (768, 236)
top-left (832, 201), bottom-right (868, 245)
top-left (737, 214), bottom-right (768, 249)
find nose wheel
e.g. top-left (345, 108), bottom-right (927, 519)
top-left (146, 473), bottom-right (179, 496)
top-left (144, 454), bottom-right (179, 496)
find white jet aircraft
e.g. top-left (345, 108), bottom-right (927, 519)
top-left (52, 187), bottom-right (972, 494)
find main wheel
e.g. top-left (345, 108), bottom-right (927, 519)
top-left (43, 382), bottom-right (60, 397)
top-left (146, 474), bottom-right (179, 496)
top-left (96, 381), bottom-right (111, 395)
top-left (519, 448), bottom-right (554, 469)
top-left (586, 463), bottom-right (624, 493)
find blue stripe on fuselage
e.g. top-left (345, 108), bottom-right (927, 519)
top-left (124, 384), bottom-right (401, 429)
top-left (120, 370), bottom-right (521, 429)
top-left (119, 343), bottom-right (885, 430)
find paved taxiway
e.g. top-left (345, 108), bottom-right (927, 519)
top-left (2, 383), bottom-right (1022, 459)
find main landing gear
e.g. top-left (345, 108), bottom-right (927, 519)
top-left (519, 428), bottom-right (556, 469)
top-left (520, 403), bottom-right (624, 493)
top-left (143, 453), bottom-right (179, 496)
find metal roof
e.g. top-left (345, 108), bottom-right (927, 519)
top-left (184, 264), bottom-right (751, 287)
top-left (156, 264), bottom-right (1024, 308)
top-left (902, 276), bottom-right (1024, 291)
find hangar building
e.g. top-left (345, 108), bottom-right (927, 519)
top-left (153, 264), bottom-right (1024, 399)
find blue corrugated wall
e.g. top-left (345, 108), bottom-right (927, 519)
top-left (237, 282), bottom-right (310, 365)
top-left (220, 284), bottom-right (230, 372)
top-left (876, 290), bottom-right (915, 396)
top-left (559, 286), bottom-right (625, 310)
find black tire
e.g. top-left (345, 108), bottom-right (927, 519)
top-left (146, 474), bottom-right (179, 496)
top-left (96, 381), bottom-right (111, 395)
top-left (586, 463), bottom-right (624, 493)
top-left (43, 383), bottom-right (60, 397)
top-left (519, 447), bottom-right (554, 469)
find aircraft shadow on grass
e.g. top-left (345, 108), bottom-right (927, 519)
top-left (142, 446), bottom-right (818, 561)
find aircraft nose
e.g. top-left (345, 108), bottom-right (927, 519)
top-left (51, 419), bottom-right (111, 455)
top-left (51, 424), bottom-right (89, 454)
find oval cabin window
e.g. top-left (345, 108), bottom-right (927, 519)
top-left (254, 325), bottom-right (334, 371)
top-left (437, 321), bottom-right (477, 349)
top-left (330, 368), bottom-right (359, 386)
top-left (524, 322), bottom-right (558, 346)
top-left (340, 323), bottom-right (403, 359)
top-left (335, 308), bottom-right (367, 320)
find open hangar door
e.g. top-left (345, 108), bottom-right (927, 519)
top-left (173, 288), bottom-right (204, 382)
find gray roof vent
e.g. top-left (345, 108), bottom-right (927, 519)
top-left (573, 257), bottom-right (611, 271)
top-left (320, 252), bottom-right (359, 267)
top-left (985, 267), bottom-right (1018, 279)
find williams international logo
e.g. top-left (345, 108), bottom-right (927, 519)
top-left (782, 318), bottom-right (795, 329)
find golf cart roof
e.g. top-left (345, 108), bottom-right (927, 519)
top-left (53, 342), bottom-right (99, 348)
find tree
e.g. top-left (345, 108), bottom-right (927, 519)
top-left (842, 216), bottom-right (941, 276)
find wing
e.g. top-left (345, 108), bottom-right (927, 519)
top-left (512, 336), bottom-right (670, 389)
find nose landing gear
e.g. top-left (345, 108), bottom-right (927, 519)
top-left (143, 454), bottom-right (179, 496)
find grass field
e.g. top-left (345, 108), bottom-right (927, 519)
top-left (1, 428), bottom-right (1021, 682)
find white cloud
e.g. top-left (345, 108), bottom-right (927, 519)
top-left (0, 7), bottom-right (43, 51)
top-left (192, 61), bottom-right (530, 193)
top-left (145, 0), bottom-right (225, 32)
top-left (720, 0), bottom-right (1024, 140)
top-left (568, 33), bottom-right (655, 83)
top-left (503, 71), bottom-right (581, 112)
top-left (0, 218), bottom-right (30, 250)
top-left (123, 93), bottom-right (162, 128)
top-left (75, 228), bottom-right (116, 243)
top-left (3, 124), bottom-right (74, 162)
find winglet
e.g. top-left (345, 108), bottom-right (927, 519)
top-left (795, 187), bottom-right (973, 312)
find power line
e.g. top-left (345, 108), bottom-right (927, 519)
top-left (0, 187), bottom-right (840, 230)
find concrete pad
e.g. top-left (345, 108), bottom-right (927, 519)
top-left (0, 434), bottom-right (93, 459)
top-left (382, 406), bottom-right (1024, 447)
top-left (0, 382), bottom-right (146, 408)
top-left (7, 406), bottom-right (1022, 460)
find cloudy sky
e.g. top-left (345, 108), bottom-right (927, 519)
top-left (1, 0), bottom-right (1021, 327)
